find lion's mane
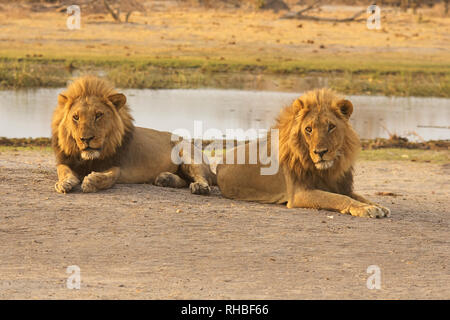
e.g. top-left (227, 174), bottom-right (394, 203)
top-left (51, 76), bottom-right (134, 176)
top-left (275, 89), bottom-right (360, 195)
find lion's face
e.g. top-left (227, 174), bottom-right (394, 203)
top-left (58, 93), bottom-right (127, 160)
top-left (294, 98), bottom-right (354, 170)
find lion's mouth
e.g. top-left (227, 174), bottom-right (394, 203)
top-left (315, 160), bottom-right (334, 170)
top-left (80, 148), bottom-right (101, 160)
top-left (82, 147), bottom-right (101, 151)
top-left (81, 147), bottom-right (101, 152)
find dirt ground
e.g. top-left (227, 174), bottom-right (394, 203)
top-left (0, 149), bottom-right (448, 299)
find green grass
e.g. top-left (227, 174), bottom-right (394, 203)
top-left (0, 146), bottom-right (52, 152)
top-left (0, 55), bottom-right (449, 97)
top-left (359, 148), bottom-right (449, 164)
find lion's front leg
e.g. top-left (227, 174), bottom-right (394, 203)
top-left (179, 163), bottom-right (216, 195)
top-left (350, 192), bottom-right (391, 217)
top-left (55, 164), bottom-right (80, 194)
top-left (177, 141), bottom-right (216, 195)
top-left (289, 189), bottom-right (389, 218)
top-left (81, 167), bottom-right (121, 193)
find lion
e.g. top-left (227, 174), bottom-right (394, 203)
top-left (51, 76), bottom-right (215, 194)
top-left (216, 88), bottom-right (390, 218)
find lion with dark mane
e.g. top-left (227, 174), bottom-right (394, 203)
top-left (52, 76), bottom-right (215, 194)
top-left (217, 88), bottom-right (390, 218)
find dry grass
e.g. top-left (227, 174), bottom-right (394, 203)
top-left (1, 5), bottom-right (448, 61)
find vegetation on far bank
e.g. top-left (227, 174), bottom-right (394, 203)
top-left (1, 56), bottom-right (449, 97)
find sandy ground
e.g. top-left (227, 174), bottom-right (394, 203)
top-left (0, 2), bottom-right (449, 62)
top-left (0, 149), bottom-right (448, 299)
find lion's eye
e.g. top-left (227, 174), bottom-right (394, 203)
top-left (73, 114), bottom-right (79, 121)
top-left (328, 124), bottom-right (336, 132)
top-left (95, 112), bottom-right (103, 120)
top-left (305, 127), bottom-right (312, 134)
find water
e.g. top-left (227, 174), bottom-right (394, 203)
top-left (0, 88), bottom-right (449, 141)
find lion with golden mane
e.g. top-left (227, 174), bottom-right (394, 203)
top-left (216, 88), bottom-right (390, 218)
top-left (52, 76), bottom-right (215, 194)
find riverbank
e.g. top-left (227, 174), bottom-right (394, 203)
top-left (0, 3), bottom-right (449, 96)
top-left (1, 137), bottom-right (448, 164)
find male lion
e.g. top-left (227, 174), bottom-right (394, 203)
top-left (216, 89), bottom-right (390, 218)
top-left (52, 76), bottom-right (215, 194)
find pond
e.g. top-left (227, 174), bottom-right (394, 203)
top-left (0, 88), bottom-right (449, 141)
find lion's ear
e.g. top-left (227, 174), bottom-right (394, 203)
top-left (292, 98), bottom-right (305, 110)
top-left (108, 93), bottom-right (127, 110)
top-left (58, 94), bottom-right (68, 106)
top-left (336, 99), bottom-right (353, 120)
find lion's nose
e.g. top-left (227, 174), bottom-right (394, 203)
top-left (80, 136), bottom-right (94, 144)
top-left (314, 148), bottom-right (328, 158)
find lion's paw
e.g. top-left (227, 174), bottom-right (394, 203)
top-left (155, 172), bottom-right (187, 188)
top-left (155, 172), bottom-right (173, 187)
top-left (81, 172), bottom-right (102, 193)
top-left (349, 204), bottom-right (389, 218)
top-left (55, 177), bottom-right (79, 194)
top-left (189, 182), bottom-right (210, 195)
top-left (375, 204), bottom-right (391, 217)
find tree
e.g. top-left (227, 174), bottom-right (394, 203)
top-left (102, 0), bottom-right (145, 23)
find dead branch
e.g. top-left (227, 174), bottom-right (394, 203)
top-left (103, 0), bottom-right (121, 22)
top-left (296, 0), bottom-right (322, 15)
top-left (281, 7), bottom-right (366, 23)
top-left (280, 0), bottom-right (322, 19)
top-left (125, 11), bottom-right (133, 23)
